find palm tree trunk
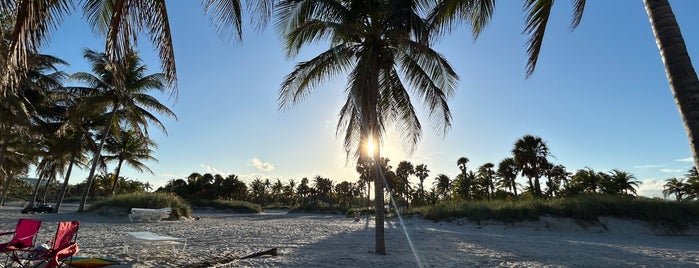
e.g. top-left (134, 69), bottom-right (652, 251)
top-left (79, 107), bottom-right (118, 211)
top-left (40, 176), bottom-right (53, 203)
top-left (645, 0), bottom-right (699, 171)
top-left (372, 138), bottom-right (385, 255)
top-left (55, 154), bottom-right (77, 213)
top-left (109, 159), bottom-right (124, 195)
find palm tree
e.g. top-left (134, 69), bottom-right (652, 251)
top-left (430, 0), bottom-right (699, 172)
top-left (607, 169), bottom-right (640, 196)
top-left (570, 167), bottom-right (602, 194)
top-left (663, 177), bottom-right (686, 201)
top-left (102, 128), bottom-right (158, 195)
top-left (512, 135), bottom-right (550, 198)
top-left (546, 164), bottom-right (570, 198)
top-left (395, 161), bottom-right (414, 209)
top-left (356, 157), bottom-right (373, 208)
top-left (276, 0), bottom-right (457, 255)
top-left (496, 157), bottom-right (518, 197)
top-left (477, 163), bottom-right (495, 199)
top-left (456, 157), bottom-right (470, 199)
top-left (414, 164), bottom-right (431, 206)
top-left (71, 49), bottom-right (176, 211)
top-left (432, 174), bottom-right (451, 200)
top-left (0, 1), bottom-right (277, 97)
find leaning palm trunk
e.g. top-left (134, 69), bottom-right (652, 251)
top-left (79, 107), bottom-right (117, 211)
top-left (645, 0), bottom-right (699, 171)
top-left (55, 146), bottom-right (78, 212)
top-left (109, 159), bottom-right (125, 195)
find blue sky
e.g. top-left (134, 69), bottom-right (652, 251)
top-left (40, 1), bottom-right (699, 197)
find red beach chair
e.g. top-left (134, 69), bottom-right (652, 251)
top-left (11, 220), bottom-right (80, 268)
top-left (0, 219), bottom-right (42, 265)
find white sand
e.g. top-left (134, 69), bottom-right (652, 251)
top-left (1, 203), bottom-right (698, 267)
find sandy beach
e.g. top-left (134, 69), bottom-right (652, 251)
top-left (0, 203), bottom-right (698, 267)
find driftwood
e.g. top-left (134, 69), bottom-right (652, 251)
top-left (188, 248), bottom-right (279, 268)
top-left (240, 247), bottom-right (278, 259)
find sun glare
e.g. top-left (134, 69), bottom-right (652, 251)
top-left (366, 140), bottom-right (376, 157)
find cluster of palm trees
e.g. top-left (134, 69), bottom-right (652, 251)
top-left (0, 34), bottom-right (174, 212)
top-left (663, 168), bottom-right (699, 201)
top-left (1, 0), bottom-right (695, 257)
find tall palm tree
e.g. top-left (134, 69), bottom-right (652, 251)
top-left (102, 128), bottom-right (158, 195)
top-left (496, 157), bottom-right (518, 197)
top-left (512, 135), bottom-right (550, 198)
top-left (395, 161), bottom-right (414, 209)
top-left (71, 49), bottom-right (176, 211)
top-left (456, 157), bottom-right (470, 199)
top-left (414, 164), bottom-right (431, 206)
top-left (0, 0), bottom-right (276, 97)
top-left (276, 0), bottom-right (457, 255)
top-left (430, 0), bottom-right (699, 172)
top-left (356, 157), bottom-right (373, 208)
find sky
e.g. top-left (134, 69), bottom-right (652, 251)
top-left (38, 1), bottom-right (699, 198)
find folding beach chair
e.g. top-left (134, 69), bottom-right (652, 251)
top-left (11, 220), bottom-right (80, 268)
top-left (0, 219), bottom-right (41, 265)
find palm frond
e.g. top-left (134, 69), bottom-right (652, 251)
top-left (522, 0), bottom-right (553, 78)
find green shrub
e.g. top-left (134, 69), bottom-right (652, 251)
top-left (88, 192), bottom-right (191, 219)
top-left (417, 195), bottom-right (699, 230)
top-left (290, 201), bottom-right (345, 214)
top-left (188, 199), bottom-right (262, 213)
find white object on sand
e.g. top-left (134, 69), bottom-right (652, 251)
top-left (128, 208), bottom-right (172, 222)
top-left (124, 231), bottom-right (187, 261)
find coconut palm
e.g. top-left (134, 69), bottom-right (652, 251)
top-left (102, 128), bottom-right (158, 195)
top-left (356, 157), bottom-right (373, 208)
top-left (663, 177), bottom-right (686, 201)
top-left (477, 162), bottom-right (495, 199)
top-left (70, 48), bottom-right (176, 211)
top-left (546, 164), bottom-right (570, 198)
top-left (512, 135), bottom-right (550, 198)
top-left (414, 163), bottom-right (431, 206)
top-left (0, 0), bottom-right (276, 97)
top-left (395, 161), bottom-right (414, 209)
top-left (570, 167), bottom-right (603, 194)
top-left (276, 0), bottom-right (456, 254)
top-left (430, 0), bottom-right (699, 172)
top-left (456, 157), bottom-right (470, 199)
top-left (606, 169), bottom-right (640, 196)
top-left (496, 157), bottom-right (518, 197)
top-left (432, 174), bottom-right (451, 200)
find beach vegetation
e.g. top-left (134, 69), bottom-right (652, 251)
top-left (188, 199), bottom-right (261, 213)
top-left (89, 192), bottom-right (191, 219)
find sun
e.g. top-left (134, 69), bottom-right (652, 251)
top-left (366, 139), bottom-right (376, 157)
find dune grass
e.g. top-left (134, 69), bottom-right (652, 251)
top-left (406, 195), bottom-right (699, 230)
top-left (188, 199), bottom-right (262, 213)
top-left (89, 192), bottom-right (191, 219)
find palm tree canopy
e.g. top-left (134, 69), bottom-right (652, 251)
top-left (1, 0), bottom-right (276, 96)
top-left (276, 0), bottom-right (458, 161)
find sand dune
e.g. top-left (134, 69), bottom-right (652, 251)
top-left (1, 204), bottom-right (697, 267)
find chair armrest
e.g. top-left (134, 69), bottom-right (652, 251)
top-left (0, 231), bottom-right (15, 236)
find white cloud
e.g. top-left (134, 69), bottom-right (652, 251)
top-left (659, 168), bottom-right (683, 173)
top-left (249, 157), bottom-right (274, 171)
top-left (636, 178), bottom-right (665, 198)
top-left (633, 164), bottom-right (663, 169)
top-left (676, 157), bottom-right (693, 162)
top-left (200, 164), bottom-right (228, 176)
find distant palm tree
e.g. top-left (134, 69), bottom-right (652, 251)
top-left (414, 164), bottom-right (431, 206)
top-left (496, 157), bottom-right (518, 197)
top-left (546, 164), bottom-right (570, 198)
top-left (433, 174), bottom-right (451, 200)
top-left (356, 158), bottom-right (373, 208)
top-left (395, 161), bottom-right (414, 209)
top-left (276, 0), bottom-right (456, 255)
top-left (512, 135), bottom-right (550, 198)
top-left (457, 157), bottom-right (470, 199)
top-left (571, 168), bottom-right (602, 194)
top-left (102, 128), bottom-right (158, 195)
top-left (71, 49), bottom-right (176, 211)
top-left (607, 169), bottom-right (640, 196)
top-left (663, 177), bottom-right (686, 201)
top-left (477, 163), bottom-right (495, 199)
